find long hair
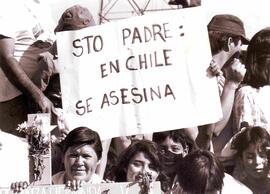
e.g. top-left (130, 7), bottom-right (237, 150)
top-left (244, 27), bottom-right (270, 88)
top-left (109, 140), bottom-right (162, 182)
top-left (232, 126), bottom-right (270, 158)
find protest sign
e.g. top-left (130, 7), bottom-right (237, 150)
top-left (57, 6), bottom-right (222, 140)
top-left (0, 181), bottom-right (161, 194)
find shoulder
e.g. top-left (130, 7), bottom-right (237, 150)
top-left (222, 173), bottom-right (252, 194)
top-left (237, 85), bottom-right (255, 94)
top-left (235, 85), bottom-right (256, 103)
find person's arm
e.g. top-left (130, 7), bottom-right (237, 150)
top-left (196, 58), bottom-right (246, 150)
top-left (213, 58), bottom-right (246, 136)
top-left (0, 35), bottom-right (53, 113)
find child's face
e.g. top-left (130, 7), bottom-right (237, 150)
top-left (160, 136), bottom-right (186, 156)
top-left (242, 143), bottom-right (270, 180)
top-left (159, 136), bottom-right (187, 175)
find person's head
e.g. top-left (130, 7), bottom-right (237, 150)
top-left (232, 126), bottom-right (270, 180)
top-left (62, 126), bottom-right (102, 182)
top-left (54, 4), bottom-right (96, 33)
top-left (112, 140), bottom-right (161, 182)
top-left (243, 27), bottom-right (270, 88)
top-left (177, 150), bottom-right (224, 194)
top-left (153, 129), bottom-right (196, 156)
top-left (153, 129), bottom-right (197, 176)
top-left (208, 14), bottom-right (249, 57)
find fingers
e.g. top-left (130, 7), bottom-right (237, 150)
top-left (208, 60), bottom-right (223, 77)
top-left (65, 180), bottom-right (85, 191)
top-left (11, 181), bottom-right (28, 193)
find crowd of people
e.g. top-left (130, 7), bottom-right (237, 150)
top-left (1, 0), bottom-right (270, 194)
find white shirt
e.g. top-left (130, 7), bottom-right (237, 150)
top-left (52, 171), bottom-right (102, 184)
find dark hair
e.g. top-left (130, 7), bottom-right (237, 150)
top-left (177, 150), bottom-right (224, 194)
top-left (243, 27), bottom-right (270, 88)
top-left (109, 140), bottom-right (161, 182)
top-left (152, 129), bottom-right (197, 153)
top-left (62, 126), bottom-right (102, 160)
top-left (231, 126), bottom-right (270, 158)
top-left (208, 31), bottom-right (242, 55)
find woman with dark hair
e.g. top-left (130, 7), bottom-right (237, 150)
top-left (175, 150), bottom-right (251, 194)
top-left (233, 27), bottom-right (270, 132)
top-left (231, 126), bottom-right (270, 194)
top-left (52, 126), bottom-right (103, 189)
top-left (106, 139), bottom-right (168, 192)
top-left (11, 126), bottom-right (103, 192)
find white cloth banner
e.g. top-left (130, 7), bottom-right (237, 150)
top-left (57, 7), bottom-right (222, 140)
top-left (0, 181), bottom-right (162, 194)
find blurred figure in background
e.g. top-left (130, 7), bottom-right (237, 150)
top-left (0, 0), bottom-right (55, 137)
top-left (196, 14), bottom-right (248, 174)
top-left (233, 27), bottom-right (270, 133)
top-left (231, 126), bottom-right (270, 194)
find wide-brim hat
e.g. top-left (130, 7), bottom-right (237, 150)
top-left (208, 14), bottom-right (249, 45)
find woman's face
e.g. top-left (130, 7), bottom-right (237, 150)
top-left (126, 151), bottom-right (159, 182)
top-left (64, 144), bottom-right (100, 182)
top-left (242, 143), bottom-right (270, 180)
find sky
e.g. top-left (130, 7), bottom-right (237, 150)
top-left (44, 0), bottom-right (270, 39)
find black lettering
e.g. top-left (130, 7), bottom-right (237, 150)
top-left (86, 97), bottom-right (93, 113)
top-left (93, 35), bottom-right (103, 52)
top-left (150, 86), bottom-right (161, 100)
top-left (165, 84), bottom-right (176, 99)
top-left (132, 27), bottom-right (142, 44)
top-left (122, 28), bottom-right (131, 45)
top-left (100, 94), bottom-right (110, 109)
top-left (131, 88), bottom-right (143, 103)
top-left (75, 100), bottom-right (86, 115)
top-left (82, 35), bottom-right (94, 54)
top-left (126, 56), bottom-right (137, 70)
top-left (120, 88), bottom-right (130, 104)
top-left (109, 60), bottom-right (120, 74)
top-left (109, 91), bottom-right (119, 105)
top-left (163, 22), bottom-right (172, 39)
top-left (72, 39), bottom-right (83, 57)
top-left (100, 63), bottom-right (107, 78)
top-left (138, 54), bottom-right (147, 69)
top-left (144, 26), bottom-right (152, 42)
top-left (152, 24), bottom-right (165, 41)
top-left (154, 51), bottom-right (163, 67)
top-left (163, 49), bottom-right (172, 66)
top-left (143, 88), bottom-right (148, 102)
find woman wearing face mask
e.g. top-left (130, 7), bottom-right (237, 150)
top-left (152, 129), bottom-right (198, 190)
top-left (106, 139), bottom-right (169, 193)
top-left (231, 126), bottom-right (270, 194)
